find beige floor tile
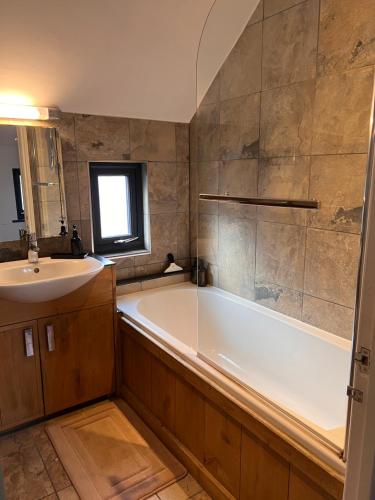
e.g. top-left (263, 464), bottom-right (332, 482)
top-left (0, 445), bottom-right (54, 500)
top-left (157, 474), bottom-right (202, 500)
top-left (36, 430), bottom-right (71, 491)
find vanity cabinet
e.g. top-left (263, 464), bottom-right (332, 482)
top-left (0, 263), bottom-right (116, 432)
top-left (0, 321), bottom-right (44, 430)
top-left (38, 304), bottom-right (115, 414)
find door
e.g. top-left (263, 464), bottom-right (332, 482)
top-left (344, 80), bottom-right (375, 500)
top-left (0, 321), bottom-right (43, 429)
top-left (38, 304), bottom-right (115, 414)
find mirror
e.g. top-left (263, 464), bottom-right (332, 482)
top-left (0, 124), bottom-right (67, 243)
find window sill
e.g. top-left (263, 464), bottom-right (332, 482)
top-left (102, 249), bottom-right (150, 260)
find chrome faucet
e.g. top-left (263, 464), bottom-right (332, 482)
top-left (27, 233), bottom-right (39, 264)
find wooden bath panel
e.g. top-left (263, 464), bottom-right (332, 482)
top-left (118, 318), bottom-right (344, 500)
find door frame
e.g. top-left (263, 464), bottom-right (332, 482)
top-left (344, 73), bottom-right (375, 500)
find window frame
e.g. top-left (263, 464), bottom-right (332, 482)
top-left (89, 162), bottom-right (145, 255)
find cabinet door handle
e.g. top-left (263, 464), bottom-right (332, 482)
top-left (24, 328), bottom-right (34, 357)
top-left (46, 324), bottom-right (55, 352)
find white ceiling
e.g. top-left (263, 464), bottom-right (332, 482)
top-left (0, 0), bottom-right (258, 123)
top-left (0, 0), bottom-right (214, 123)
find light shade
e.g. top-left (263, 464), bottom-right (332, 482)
top-left (0, 103), bottom-right (51, 120)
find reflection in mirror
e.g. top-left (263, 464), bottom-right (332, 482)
top-left (0, 124), bottom-right (67, 243)
top-left (0, 126), bottom-right (26, 241)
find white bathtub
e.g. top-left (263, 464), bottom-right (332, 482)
top-left (117, 282), bottom-right (351, 475)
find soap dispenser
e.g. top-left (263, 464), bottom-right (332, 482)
top-left (71, 224), bottom-right (83, 256)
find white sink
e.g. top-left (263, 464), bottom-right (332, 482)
top-left (0, 257), bottom-right (104, 303)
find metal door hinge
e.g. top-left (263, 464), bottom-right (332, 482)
top-left (347, 385), bottom-right (364, 403)
top-left (354, 347), bottom-right (371, 374)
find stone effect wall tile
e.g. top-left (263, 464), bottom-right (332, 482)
top-left (264, 0), bottom-right (304, 18)
top-left (147, 162), bottom-right (178, 214)
top-left (58, 112), bottom-right (77, 161)
top-left (260, 81), bottom-right (315, 157)
top-left (220, 23), bottom-right (262, 101)
top-left (262, 0), bottom-right (319, 90)
top-left (218, 159), bottom-right (258, 219)
top-left (197, 103), bottom-right (220, 161)
top-left (198, 214), bottom-right (218, 266)
top-left (175, 123), bottom-right (190, 162)
top-left (302, 295), bottom-right (354, 340)
top-left (75, 114), bottom-right (130, 160)
top-left (307, 154), bottom-right (366, 233)
top-left (218, 215), bottom-right (256, 300)
top-left (62, 162), bottom-right (80, 221)
top-left (257, 156), bottom-right (309, 226)
top-left (247, 0), bottom-right (264, 26)
top-left (255, 281), bottom-right (303, 319)
top-left (220, 93), bottom-right (260, 160)
top-left (311, 67), bottom-right (374, 154)
top-left (193, 0), bottom-right (371, 337)
top-left (304, 229), bottom-right (360, 308)
top-left (130, 119), bottom-right (176, 161)
top-left (256, 222), bottom-right (306, 290)
top-left (198, 161), bottom-right (219, 215)
top-left (318, 0), bottom-right (375, 76)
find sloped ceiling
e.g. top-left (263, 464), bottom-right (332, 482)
top-left (0, 0), bottom-right (258, 123)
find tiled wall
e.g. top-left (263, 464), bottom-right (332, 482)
top-left (190, 0), bottom-right (375, 339)
top-left (0, 113), bottom-right (190, 280)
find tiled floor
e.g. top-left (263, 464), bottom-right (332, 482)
top-left (0, 417), bottom-right (211, 500)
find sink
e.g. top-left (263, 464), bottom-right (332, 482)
top-left (0, 257), bottom-right (104, 303)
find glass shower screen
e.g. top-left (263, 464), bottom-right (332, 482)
top-left (192, 0), bottom-right (373, 456)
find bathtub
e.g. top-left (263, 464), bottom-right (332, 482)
top-left (117, 282), bottom-right (351, 475)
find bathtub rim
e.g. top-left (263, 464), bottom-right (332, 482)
top-left (117, 306), bottom-right (346, 479)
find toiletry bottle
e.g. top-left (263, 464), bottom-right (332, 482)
top-left (191, 258), bottom-right (198, 284)
top-left (198, 262), bottom-right (208, 287)
top-left (71, 224), bottom-right (83, 256)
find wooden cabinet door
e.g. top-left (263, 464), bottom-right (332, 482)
top-left (0, 321), bottom-right (44, 430)
top-left (39, 304), bottom-right (115, 414)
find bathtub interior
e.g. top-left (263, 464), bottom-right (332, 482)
top-left (118, 283), bottom-right (352, 451)
top-left (197, 287), bottom-right (351, 431)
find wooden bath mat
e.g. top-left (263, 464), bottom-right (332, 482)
top-left (46, 401), bottom-right (186, 499)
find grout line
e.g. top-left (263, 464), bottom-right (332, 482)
top-left (33, 429), bottom-right (59, 497)
top-left (263, 0), bottom-right (308, 21)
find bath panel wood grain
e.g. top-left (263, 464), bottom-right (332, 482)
top-left (0, 321), bottom-right (44, 430)
top-left (204, 401), bottom-right (241, 497)
top-left (121, 331), bottom-right (152, 408)
top-left (118, 318), bottom-right (344, 500)
top-left (240, 429), bottom-right (290, 500)
top-left (175, 377), bottom-right (205, 463)
top-left (151, 356), bottom-right (176, 433)
top-left (289, 467), bottom-right (336, 500)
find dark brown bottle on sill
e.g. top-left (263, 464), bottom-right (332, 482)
top-left (71, 224), bottom-right (83, 256)
top-left (198, 266), bottom-right (208, 287)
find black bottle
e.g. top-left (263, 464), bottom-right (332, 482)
top-left (191, 258), bottom-right (198, 284)
top-left (71, 224), bottom-right (83, 256)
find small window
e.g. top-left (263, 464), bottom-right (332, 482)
top-left (89, 162), bottom-right (145, 255)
